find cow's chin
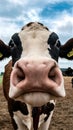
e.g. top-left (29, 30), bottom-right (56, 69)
top-left (22, 92), bottom-right (54, 107)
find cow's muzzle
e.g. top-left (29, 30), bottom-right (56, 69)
top-left (9, 58), bottom-right (65, 100)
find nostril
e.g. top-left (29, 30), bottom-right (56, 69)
top-left (48, 69), bottom-right (56, 82)
top-left (48, 63), bottom-right (56, 78)
top-left (17, 66), bottom-right (25, 81)
top-left (17, 71), bottom-right (25, 83)
top-left (48, 64), bottom-right (61, 86)
top-left (12, 65), bottom-right (25, 86)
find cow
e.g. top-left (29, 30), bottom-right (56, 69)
top-left (0, 22), bottom-right (73, 130)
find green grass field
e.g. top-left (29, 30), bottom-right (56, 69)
top-left (0, 75), bottom-right (3, 85)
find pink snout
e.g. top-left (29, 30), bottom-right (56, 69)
top-left (10, 59), bottom-right (65, 97)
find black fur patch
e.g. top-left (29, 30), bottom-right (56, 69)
top-left (48, 32), bottom-right (59, 46)
top-left (48, 46), bottom-right (59, 61)
top-left (26, 22), bottom-right (34, 27)
top-left (9, 33), bottom-right (23, 65)
top-left (12, 100), bottom-right (28, 115)
top-left (32, 102), bottom-right (54, 130)
top-left (32, 102), bottom-right (54, 120)
top-left (8, 99), bottom-right (28, 130)
top-left (48, 32), bottom-right (61, 61)
top-left (0, 39), bottom-right (11, 60)
top-left (59, 38), bottom-right (73, 60)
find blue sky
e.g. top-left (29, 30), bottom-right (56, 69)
top-left (0, 0), bottom-right (73, 72)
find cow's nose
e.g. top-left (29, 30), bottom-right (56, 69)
top-left (10, 59), bottom-right (65, 97)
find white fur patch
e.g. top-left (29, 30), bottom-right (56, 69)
top-left (13, 111), bottom-right (32, 130)
top-left (19, 26), bottom-right (52, 59)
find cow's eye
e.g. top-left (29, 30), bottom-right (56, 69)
top-left (9, 39), bottom-right (16, 48)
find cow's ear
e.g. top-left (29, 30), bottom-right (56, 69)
top-left (0, 39), bottom-right (11, 60)
top-left (59, 38), bottom-right (73, 60)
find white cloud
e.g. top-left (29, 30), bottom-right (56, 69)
top-left (0, 6), bottom-right (42, 43)
top-left (0, 8), bottom-right (72, 43)
top-left (6, 0), bottom-right (73, 6)
top-left (49, 11), bottom-right (73, 43)
top-left (51, 11), bottom-right (73, 31)
top-left (39, 10), bottom-right (73, 43)
top-left (0, 17), bottom-right (20, 43)
top-left (1, 0), bottom-right (72, 39)
top-left (7, 0), bottom-right (27, 5)
top-left (24, 9), bottom-right (41, 22)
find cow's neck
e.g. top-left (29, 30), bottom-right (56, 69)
top-left (13, 102), bottom-right (55, 130)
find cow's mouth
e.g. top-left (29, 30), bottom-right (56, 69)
top-left (11, 90), bottom-right (57, 107)
top-left (9, 79), bottom-right (65, 104)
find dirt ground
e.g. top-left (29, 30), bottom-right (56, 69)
top-left (0, 76), bottom-right (73, 130)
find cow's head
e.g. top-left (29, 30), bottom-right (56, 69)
top-left (0, 22), bottom-right (73, 107)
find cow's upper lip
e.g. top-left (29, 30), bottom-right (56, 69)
top-left (13, 87), bottom-right (60, 99)
top-left (9, 82), bottom-right (58, 99)
top-left (22, 88), bottom-right (53, 94)
top-left (24, 89), bottom-right (61, 97)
